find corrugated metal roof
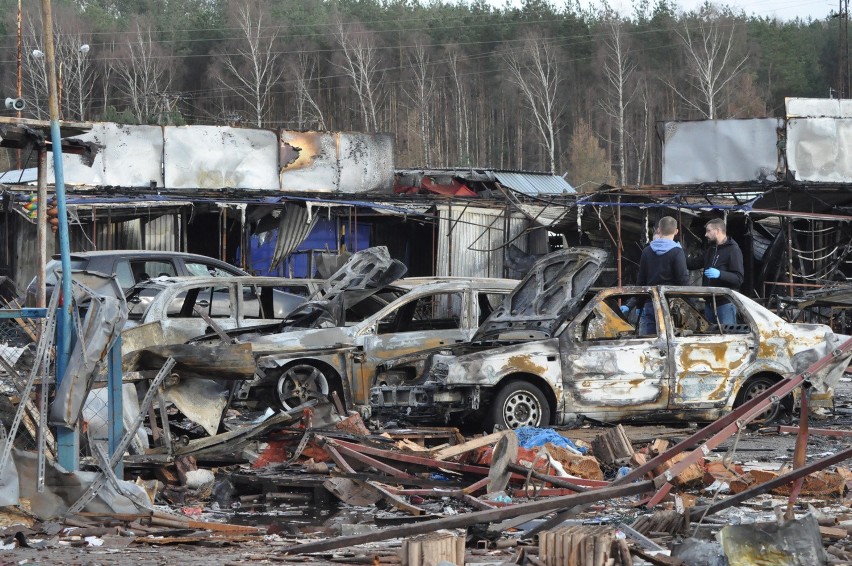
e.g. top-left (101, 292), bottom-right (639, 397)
top-left (494, 172), bottom-right (574, 195)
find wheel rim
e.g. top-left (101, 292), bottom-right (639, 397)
top-left (276, 364), bottom-right (329, 411)
top-left (501, 390), bottom-right (541, 429)
top-left (744, 380), bottom-right (778, 422)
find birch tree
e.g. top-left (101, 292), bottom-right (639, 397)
top-left (505, 34), bottom-right (562, 174)
top-left (290, 52), bottom-right (326, 130)
top-left (405, 40), bottom-right (434, 166)
top-left (22, 17), bottom-right (48, 120)
top-left (668, 11), bottom-right (749, 119)
top-left (447, 46), bottom-right (470, 166)
top-left (219, 3), bottom-right (284, 127)
top-left (600, 17), bottom-right (637, 187)
top-left (115, 25), bottom-right (172, 123)
top-left (333, 16), bottom-right (383, 132)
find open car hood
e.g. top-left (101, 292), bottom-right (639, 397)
top-left (277, 246), bottom-right (407, 329)
top-left (471, 247), bottom-right (607, 342)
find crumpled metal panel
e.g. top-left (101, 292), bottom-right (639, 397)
top-left (279, 131), bottom-right (394, 193)
top-left (494, 171), bottom-right (574, 195)
top-left (661, 118), bottom-right (782, 184)
top-left (473, 247), bottom-right (607, 341)
top-left (786, 117), bottom-right (852, 182)
top-left (48, 123), bottom-right (164, 187)
top-left (281, 246), bottom-right (407, 328)
top-left (49, 281), bottom-right (129, 428)
top-left (165, 379), bottom-right (229, 436)
top-left (164, 126), bottom-right (280, 189)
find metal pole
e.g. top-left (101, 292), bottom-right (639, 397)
top-left (107, 336), bottom-right (124, 478)
top-left (15, 0), bottom-right (22, 169)
top-left (36, 148), bottom-right (47, 309)
top-left (41, 0), bottom-right (78, 471)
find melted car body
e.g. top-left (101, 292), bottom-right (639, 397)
top-left (371, 260), bottom-right (852, 429)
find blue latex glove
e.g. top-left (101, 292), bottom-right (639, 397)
top-left (704, 267), bottom-right (721, 279)
top-left (620, 305), bottom-right (630, 314)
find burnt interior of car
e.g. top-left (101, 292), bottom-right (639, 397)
top-left (579, 292), bottom-right (753, 341)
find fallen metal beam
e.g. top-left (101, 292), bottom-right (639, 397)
top-left (775, 425), bottom-right (852, 437)
top-left (282, 480), bottom-right (654, 555)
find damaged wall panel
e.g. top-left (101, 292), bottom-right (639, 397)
top-left (164, 126), bottom-right (280, 190)
top-left (661, 118), bottom-right (782, 184)
top-left (436, 205), bottom-right (533, 278)
top-left (279, 131), bottom-right (394, 193)
top-left (48, 123), bottom-right (164, 188)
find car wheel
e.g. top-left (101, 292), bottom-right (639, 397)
top-left (489, 381), bottom-right (551, 430)
top-left (275, 363), bottom-right (331, 411)
top-left (736, 376), bottom-right (787, 423)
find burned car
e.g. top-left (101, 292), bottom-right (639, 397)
top-left (370, 250), bottom-right (852, 430)
top-left (121, 276), bottom-right (307, 354)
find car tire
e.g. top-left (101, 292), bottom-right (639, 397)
top-left (275, 363), bottom-right (331, 411)
top-left (735, 375), bottom-right (788, 423)
top-left (488, 380), bottom-right (551, 430)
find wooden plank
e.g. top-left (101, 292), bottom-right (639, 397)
top-left (432, 430), bottom-right (507, 461)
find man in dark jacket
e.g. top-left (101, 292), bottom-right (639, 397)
top-left (621, 216), bottom-right (689, 335)
top-left (687, 218), bottom-right (744, 326)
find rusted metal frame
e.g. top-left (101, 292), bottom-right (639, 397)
top-left (327, 439), bottom-right (415, 479)
top-left (283, 479), bottom-right (655, 555)
top-left (507, 462), bottom-right (594, 492)
top-left (785, 384), bottom-right (810, 519)
top-left (615, 335), bottom-right (852, 488)
top-left (690, 444), bottom-right (852, 521)
top-left (331, 438), bottom-right (493, 476)
top-left (617, 196), bottom-right (622, 286)
top-left (775, 425), bottom-right (852, 437)
top-left (324, 443), bottom-right (424, 516)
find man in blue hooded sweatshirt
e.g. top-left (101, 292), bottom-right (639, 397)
top-left (621, 216), bottom-right (689, 335)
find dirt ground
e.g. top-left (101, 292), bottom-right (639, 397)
top-left (3, 379), bottom-right (852, 565)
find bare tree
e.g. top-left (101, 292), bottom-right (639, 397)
top-left (667, 11), bottom-right (748, 119)
top-left (22, 16), bottom-right (48, 120)
top-left (57, 33), bottom-right (94, 121)
top-left (600, 17), bottom-right (637, 187)
top-left (333, 16), bottom-right (383, 132)
top-left (290, 52), bottom-right (326, 130)
top-left (405, 40), bottom-right (434, 166)
top-left (505, 34), bottom-right (562, 174)
top-left (115, 24), bottom-right (172, 123)
top-left (447, 46), bottom-right (470, 166)
top-left (219, 3), bottom-right (283, 127)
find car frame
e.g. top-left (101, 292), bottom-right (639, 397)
top-left (238, 277), bottom-right (519, 412)
top-left (121, 276), bottom-right (307, 354)
top-left (371, 284), bottom-right (852, 430)
top-left (26, 250), bottom-right (251, 305)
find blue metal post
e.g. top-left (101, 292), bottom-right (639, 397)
top-left (107, 336), bottom-right (124, 478)
top-left (40, 0), bottom-right (78, 471)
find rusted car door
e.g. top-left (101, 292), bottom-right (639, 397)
top-left (664, 290), bottom-right (758, 410)
top-left (560, 291), bottom-right (670, 417)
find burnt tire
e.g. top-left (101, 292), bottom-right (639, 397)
top-left (488, 380), bottom-right (551, 430)
top-left (735, 375), bottom-right (789, 423)
top-left (275, 363), bottom-right (331, 411)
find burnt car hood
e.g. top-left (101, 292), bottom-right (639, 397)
top-left (471, 247), bottom-right (607, 342)
top-left (270, 246), bottom-right (407, 330)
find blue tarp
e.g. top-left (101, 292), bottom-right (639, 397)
top-left (514, 426), bottom-right (586, 455)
